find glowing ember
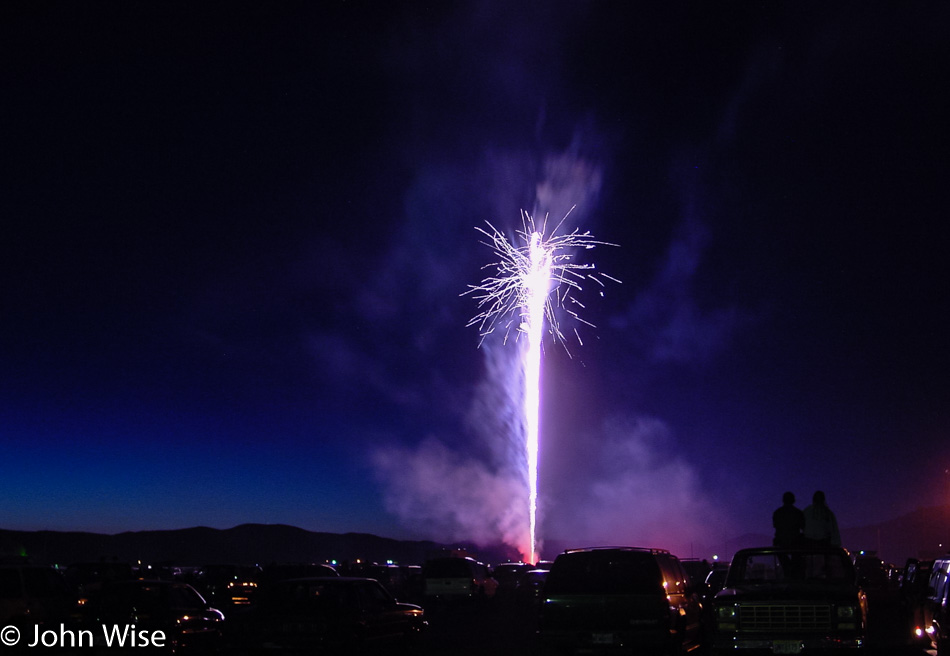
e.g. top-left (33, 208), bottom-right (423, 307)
top-left (465, 209), bottom-right (618, 562)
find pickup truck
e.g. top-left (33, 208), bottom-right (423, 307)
top-left (710, 545), bottom-right (867, 655)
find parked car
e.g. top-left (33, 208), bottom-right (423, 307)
top-left (852, 552), bottom-right (890, 600)
top-left (680, 558), bottom-right (713, 589)
top-left (83, 579), bottom-right (225, 653)
top-left (702, 562), bottom-right (730, 604)
top-left (342, 563), bottom-right (416, 600)
top-left (399, 565), bottom-right (424, 604)
top-left (238, 576), bottom-right (426, 653)
top-left (64, 561), bottom-right (134, 595)
top-left (927, 557), bottom-right (950, 655)
top-left (902, 557), bottom-right (935, 647)
top-left (197, 564), bottom-right (263, 609)
top-left (537, 546), bottom-right (704, 655)
top-left (422, 556), bottom-right (497, 602)
top-left (710, 545), bottom-right (867, 655)
top-left (0, 563), bottom-right (81, 630)
top-left (261, 562), bottom-right (338, 584)
top-left (492, 562), bottom-right (533, 599)
top-left (515, 568), bottom-right (548, 606)
top-left (693, 561), bottom-right (731, 647)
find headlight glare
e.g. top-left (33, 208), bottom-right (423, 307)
top-left (716, 605), bottom-right (737, 620)
top-left (837, 605), bottom-right (856, 619)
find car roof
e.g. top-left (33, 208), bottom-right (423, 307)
top-left (277, 576), bottom-right (379, 584)
top-left (103, 579), bottom-right (189, 587)
top-left (561, 546), bottom-right (671, 555)
top-left (731, 545), bottom-right (852, 557)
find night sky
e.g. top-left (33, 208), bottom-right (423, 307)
top-left (2, 1), bottom-right (948, 561)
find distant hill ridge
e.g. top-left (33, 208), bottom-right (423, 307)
top-left (841, 503), bottom-right (950, 563)
top-left (3, 505), bottom-right (948, 567)
top-left (0, 523), bottom-right (518, 566)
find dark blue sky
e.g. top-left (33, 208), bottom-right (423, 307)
top-left (2, 1), bottom-right (948, 561)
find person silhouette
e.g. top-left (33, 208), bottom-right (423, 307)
top-left (773, 491), bottom-right (805, 547)
top-left (803, 490), bottom-right (841, 547)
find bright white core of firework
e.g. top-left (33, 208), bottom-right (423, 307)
top-left (464, 209), bottom-right (618, 562)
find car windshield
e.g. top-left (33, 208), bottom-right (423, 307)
top-left (493, 565), bottom-right (527, 581)
top-left (727, 551), bottom-right (854, 586)
top-left (544, 551), bottom-right (661, 595)
top-left (138, 584), bottom-right (206, 610)
top-left (423, 559), bottom-right (473, 578)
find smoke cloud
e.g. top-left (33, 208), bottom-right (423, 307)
top-left (372, 405), bottom-right (733, 560)
top-left (372, 337), bottom-right (533, 556)
top-left (371, 437), bottom-right (528, 553)
top-left (540, 414), bottom-right (735, 558)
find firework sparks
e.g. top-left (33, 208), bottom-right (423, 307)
top-left (464, 209), bottom-right (618, 562)
top-left (466, 210), bottom-right (620, 351)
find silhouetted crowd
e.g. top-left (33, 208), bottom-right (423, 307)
top-left (773, 490), bottom-right (841, 547)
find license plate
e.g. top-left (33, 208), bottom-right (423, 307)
top-left (591, 633), bottom-right (615, 645)
top-left (773, 640), bottom-right (802, 654)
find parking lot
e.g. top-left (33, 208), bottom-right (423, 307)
top-left (416, 594), bottom-right (935, 656)
top-left (3, 554), bottom-right (942, 656)
top-left (1, 591), bottom-right (938, 655)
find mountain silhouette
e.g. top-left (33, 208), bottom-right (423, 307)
top-left (3, 506), bottom-right (947, 568)
top-left (0, 523), bottom-right (520, 567)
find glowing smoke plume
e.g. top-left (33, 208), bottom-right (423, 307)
top-left (465, 209), bottom-right (618, 562)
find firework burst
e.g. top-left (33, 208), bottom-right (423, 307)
top-left (465, 209), bottom-right (620, 354)
top-left (464, 208), bottom-right (618, 562)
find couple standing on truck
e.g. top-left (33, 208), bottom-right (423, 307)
top-left (773, 490), bottom-right (841, 547)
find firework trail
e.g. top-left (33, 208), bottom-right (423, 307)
top-left (465, 209), bottom-right (618, 562)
